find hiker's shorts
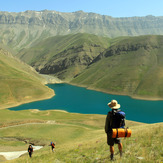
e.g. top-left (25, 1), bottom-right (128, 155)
top-left (107, 133), bottom-right (121, 146)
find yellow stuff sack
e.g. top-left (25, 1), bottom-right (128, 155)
top-left (112, 128), bottom-right (132, 138)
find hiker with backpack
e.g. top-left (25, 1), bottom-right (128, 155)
top-left (28, 145), bottom-right (33, 158)
top-left (105, 100), bottom-right (125, 160)
top-left (50, 142), bottom-right (55, 152)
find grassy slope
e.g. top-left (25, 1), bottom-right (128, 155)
top-left (71, 35), bottom-right (163, 100)
top-left (0, 109), bottom-right (162, 163)
top-left (17, 33), bottom-right (111, 80)
top-left (0, 48), bottom-right (54, 109)
top-left (17, 33), bottom-right (110, 62)
top-left (17, 34), bottom-right (163, 99)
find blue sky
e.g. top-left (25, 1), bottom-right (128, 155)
top-left (0, 0), bottom-right (163, 17)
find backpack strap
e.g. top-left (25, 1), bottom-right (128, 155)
top-left (125, 127), bottom-right (129, 137)
top-left (109, 111), bottom-right (114, 128)
top-left (116, 128), bottom-right (119, 138)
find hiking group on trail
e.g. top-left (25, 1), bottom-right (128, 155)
top-left (27, 142), bottom-right (55, 158)
top-left (26, 99), bottom-right (131, 161)
top-left (105, 99), bottom-right (130, 161)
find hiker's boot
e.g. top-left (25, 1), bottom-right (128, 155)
top-left (120, 151), bottom-right (123, 158)
top-left (110, 154), bottom-right (114, 160)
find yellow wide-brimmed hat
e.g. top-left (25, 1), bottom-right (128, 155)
top-left (108, 100), bottom-right (120, 109)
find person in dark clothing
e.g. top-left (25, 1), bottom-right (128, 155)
top-left (28, 145), bottom-right (33, 158)
top-left (105, 100), bottom-right (124, 160)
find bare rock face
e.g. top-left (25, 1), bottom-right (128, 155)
top-left (1, 10), bottom-right (163, 51)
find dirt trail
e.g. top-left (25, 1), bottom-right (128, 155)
top-left (0, 146), bottom-right (43, 160)
top-left (0, 121), bottom-right (91, 130)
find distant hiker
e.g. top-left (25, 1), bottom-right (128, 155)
top-left (28, 145), bottom-right (33, 158)
top-left (50, 142), bottom-right (55, 152)
top-left (105, 100), bottom-right (125, 160)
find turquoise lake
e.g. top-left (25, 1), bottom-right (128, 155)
top-left (9, 83), bottom-right (163, 123)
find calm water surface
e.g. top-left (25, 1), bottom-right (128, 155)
top-left (9, 83), bottom-right (163, 123)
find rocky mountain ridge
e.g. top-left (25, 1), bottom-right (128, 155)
top-left (1, 10), bottom-right (163, 51)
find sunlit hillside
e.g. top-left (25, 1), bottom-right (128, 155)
top-left (0, 47), bottom-right (54, 109)
top-left (0, 109), bottom-right (162, 162)
top-left (71, 35), bottom-right (163, 100)
top-left (16, 34), bottom-right (163, 99)
top-left (17, 33), bottom-right (111, 81)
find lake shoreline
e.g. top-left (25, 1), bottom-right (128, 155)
top-left (69, 82), bottom-right (163, 101)
top-left (2, 82), bottom-right (163, 123)
top-left (0, 88), bottom-right (55, 110)
top-left (1, 81), bottom-right (163, 111)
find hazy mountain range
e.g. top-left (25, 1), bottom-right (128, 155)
top-left (1, 10), bottom-right (163, 51)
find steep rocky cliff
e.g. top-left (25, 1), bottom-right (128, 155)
top-left (1, 10), bottom-right (163, 51)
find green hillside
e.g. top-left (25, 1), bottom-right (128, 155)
top-left (17, 33), bottom-right (111, 80)
top-left (17, 34), bottom-right (163, 99)
top-left (71, 35), bottom-right (163, 100)
top-left (0, 48), bottom-right (54, 109)
top-left (0, 109), bottom-right (162, 162)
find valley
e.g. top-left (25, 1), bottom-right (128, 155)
top-left (16, 34), bottom-right (163, 100)
top-left (0, 10), bottom-right (163, 162)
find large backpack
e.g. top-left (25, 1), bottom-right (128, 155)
top-left (52, 142), bottom-right (55, 148)
top-left (109, 109), bottom-right (125, 128)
